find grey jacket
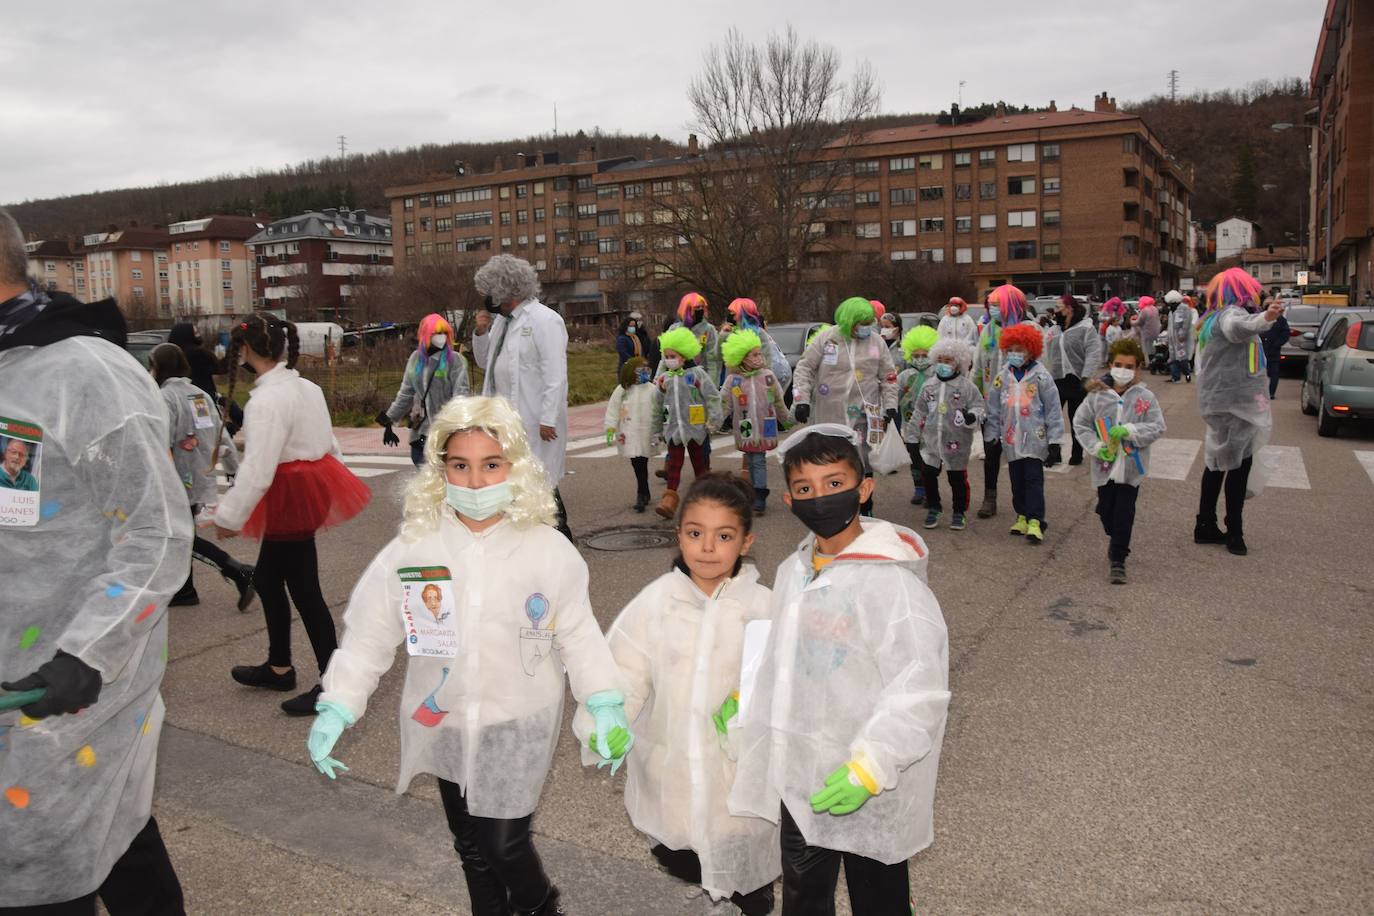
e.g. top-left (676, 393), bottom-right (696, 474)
top-left (385, 349), bottom-right (471, 443)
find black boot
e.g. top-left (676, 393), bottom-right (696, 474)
top-left (977, 490), bottom-right (997, 519)
top-left (1045, 443), bottom-right (1062, 468)
top-left (515, 886), bottom-right (564, 916)
top-left (753, 487), bottom-right (768, 515)
top-left (1110, 561), bottom-right (1127, 584)
top-left (223, 560), bottom-right (257, 612)
top-left (1193, 515), bottom-right (1226, 544)
top-left (633, 488), bottom-right (650, 513)
top-left (169, 571), bottom-right (199, 607)
top-left (1225, 518), bottom-right (1248, 556)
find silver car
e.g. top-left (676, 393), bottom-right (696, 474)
top-left (1299, 307), bottom-right (1374, 436)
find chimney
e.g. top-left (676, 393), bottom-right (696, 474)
top-left (995, 102), bottom-right (1007, 118)
top-left (516, 153), bottom-right (527, 168)
top-left (950, 103), bottom-right (961, 122)
top-left (354, 209), bottom-right (367, 222)
top-left (644, 147), bottom-right (653, 161)
top-left (687, 133), bottom-right (699, 157)
top-left (1048, 99), bottom-right (1057, 112)
top-left (1094, 92), bottom-right (1118, 113)
top-left (493, 155), bottom-right (503, 172)
top-left (577, 144), bottom-right (597, 163)
top-left (322, 207), bottom-right (338, 218)
top-left (537, 151), bottom-right (546, 166)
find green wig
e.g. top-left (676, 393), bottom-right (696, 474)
top-left (900, 325), bottom-right (938, 362)
top-left (659, 325), bottom-right (702, 361)
top-left (806, 323), bottom-right (832, 347)
top-left (721, 329), bottom-right (763, 369)
top-left (834, 296), bottom-right (876, 337)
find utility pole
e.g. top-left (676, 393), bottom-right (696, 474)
top-left (337, 134), bottom-right (347, 158)
top-left (1168, 70), bottom-right (1179, 101)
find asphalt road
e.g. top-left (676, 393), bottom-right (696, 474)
top-left (153, 370), bottom-right (1374, 914)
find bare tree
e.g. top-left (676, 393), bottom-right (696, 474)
top-left (622, 27), bottom-right (879, 321)
top-left (347, 256), bottom-right (482, 338)
top-left (824, 252), bottom-right (975, 316)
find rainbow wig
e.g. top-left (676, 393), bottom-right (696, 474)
top-left (659, 325), bottom-right (703, 361)
top-left (869, 300), bottom-right (886, 319)
top-left (677, 291), bottom-right (709, 322)
top-left (721, 328), bottom-right (763, 369)
top-left (727, 297), bottom-right (763, 332)
top-left (988, 284), bottom-right (1027, 326)
top-left (901, 325), bottom-right (938, 362)
top-left (928, 336), bottom-right (974, 371)
top-left (834, 296), bottom-right (876, 337)
top-left (999, 322), bottom-right (1043, 359)
top-left (1198, 267), bottom-right (1265, 349)
top-left (415, 313), bottom-right (457, 380)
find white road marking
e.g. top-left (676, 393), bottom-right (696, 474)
top-left (1259, 444), bottom-right (1310, 490)
top-left (1355, 451), bottom-right (1374, 488)
top-left (1149, 438), bottom-right (1202, 481)
top-left (341, 454), bottom-right (416, 467)
top-left (565, 435), bottom-right (608, 452)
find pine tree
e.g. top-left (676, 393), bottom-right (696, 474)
top-left (1230, 144), bottom-right (1258, 218)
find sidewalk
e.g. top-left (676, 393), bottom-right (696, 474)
top-left (333, 400), bottom-right (609, 456)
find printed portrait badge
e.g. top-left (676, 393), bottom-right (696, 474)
top-left (397, 566), bottom-right (459, 658)
top-left (520, 593), bottom-right (555, 677)
top-left (0, 417), bottom-right (43, 528)
top-left (188, 393), bottom-right (216, 430)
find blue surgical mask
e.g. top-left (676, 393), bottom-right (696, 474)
top-left (854, 324), bottom-right (874, 339)
top-left (635, 368), bottom-right (651, 384)
top-left (1005, 352), bottom-right (1026, 368)
top-left (935, 363), bottom-right (956, 379)
top-left (445, 481), bottom-right (513, 521)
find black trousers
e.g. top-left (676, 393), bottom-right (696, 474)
top-left (1096, 482), bottom-right (1139, 562)
top-left (650, 844), bottom-right (775, 915)
top-left (255, 537), bottom-right (336, 675)
top-left (630, 456), bottom-right (650, 498)
top-left (1007, 457), bottom-right (1046, 523)
top-left (780, 804), bottom-right (909, 916)
top-left (552, 486), bottom-right (572, 541)
top-left (1056, 376), bottom-right (1087, 462)
top-left (1199, 455), bottom-right (1253, 536)
top-left (438, 778), bottom-right (552, 916)
top-left (905, 443), bottom-right (928, 493)
top-left (982, 436), bottom-right (1003, 493)
top-left (179, 505), bottom-right (237, 596)
top-left (921, 463), bottom-right (970, 514)
top-left (1, 818), bottom-right (184, 916)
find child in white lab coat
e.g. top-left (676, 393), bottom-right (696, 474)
top-left (604, 356), bottom-right (659, 512)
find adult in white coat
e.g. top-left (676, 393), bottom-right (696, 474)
top-left (1164, 290), bottom-right (1196, 383)
top-left (937, 297), bottom-right (979, 346)
top-left (471, 255), bottom-right (571, 539)
top-left (0, 207), bottom-right (191, 912)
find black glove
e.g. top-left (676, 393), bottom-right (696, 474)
top-left (382, 427), bottom-right (400, 448)
top-left (2, 650), bottom-right (102, 719)
top-left (794, 403), bottom-right (810, 424)
top-left (884, 408), bottom-right (899, 427)
top-left (1045, 443), bottom-right (1063, 467)
top-left (960, 409), bottom-right (978, 425)
top-left (374, 410), bottom-right (392, 428)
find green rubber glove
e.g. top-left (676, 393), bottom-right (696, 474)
top-left (1096, 444), bottom-right (1115, 462)
top-left (712, 692), bottom-right (740, 736)
top-left (307, 700), bottom-right (355, 780)
top-left (586, 689), bottom-right (633, 775)
top-left (810, 764), bottom-right (874, 816)
top-left (1108, 425), bottom-right (1131, 442)
top-left (605, 428), bottom-right (616, 446)
top-left (588, 726), bottom-right (632, 758)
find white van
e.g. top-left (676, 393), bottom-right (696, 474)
top-left (293, 322), bottom-right (347, 358)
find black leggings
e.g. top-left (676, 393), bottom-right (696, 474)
top-left (255, 537), bottom-right (336, 675)
top-left (0, 818), bottom-right (184, 916)
top-left (780, 804), bottom-right (908, 916)
top-left (982, 436), bottom-right (1003, 493)
top-left (1056, 376), bottom-right (1087, 462)
top-left (1096, 482), bottom-right (1139, 562)
top-left (1199, 455), bottom-right (1253, 535)
top-left (438, 778), bottom-right (552, 916)
top-left (651, 845), bottom-right (775, 915)
top-left (630, 456), bottom-right (650, 496)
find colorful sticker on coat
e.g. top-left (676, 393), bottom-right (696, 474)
top-left (398, 566), bottom-right (459, 658)
top-left (0, 417), bottom-right (42, 527)
top-left (520, 593), bottom-right (556, 677)
top-left (411, 667), bottom-right (451, 727)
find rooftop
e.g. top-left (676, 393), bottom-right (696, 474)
top-left (247, 208), bottom-right (392, 246)
top-left (167, 215), bottom-right (266, 243)
top-left (24, 239), bottom-right (80, 258)
top-left (1240, 246), bottom-right (1305, 263)
top-left (845, 107), bottom-right (1139, 146)
top-left (82, 226), bottom-right (171, 251)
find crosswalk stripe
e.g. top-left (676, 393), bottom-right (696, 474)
top-left (1149, 438), bottom-right (1202, 481)
top-left (1356, 451), bottom-right (1374, 487)
top-left (1259, 445), bottom-right (1311, 490)
top-left (341, 454), bottom-right (415, 467)
top-left (565, 435), bottom-right (607, 452)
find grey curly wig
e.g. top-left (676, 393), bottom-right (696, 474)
top-left (474, 254), bottom-right (540, 306)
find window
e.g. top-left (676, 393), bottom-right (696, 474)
top-left (1008, 241), bottom-right (1037, 259)
top-left (624, 211), bottom-right (646, 226)
top-left (220, 241), bottom-right (232, 252)
top-left (1043, 242), bottom-right (1061, 260)
top-left (132, 250), bottom-right (144, 260)
top-left (454, 187), bottom-right (493, 203)
top-left (534, 233), bottom-right (546, 246)
top-left (554, 203), bottom-right (573, 218)
top-left (1042, 177), bottom-right (1061, 195)
top-left (955, 216), bottom-right (972, 233)
top-left (1008, 210), bottom-right (1037, 228)
top-left (1007, 143), bottom-right (1036, 162)
top-left (919, 186), bottom-right (944, 202)
top-left (890, 188), bottom-right (916, 205)
top-left (534, 208), bottom-right (545, 221)
top-left (924, 248), bottom-right (945, 263)
top-left (598, 238), bottom-right (619, 254)
top-left (889, 156), bottom-right (916, 173)
top-left (456, 237), bottom-right (492, 252)
top-left (556, 256), bottom-right (574, 270)
top-left (1123, 168), bottom-right (1139, 188)
top-left (405, 245), bottom-right (415, 256)
top-left (625, 238), bottom-right (646, 254)
top-left (1042, 143), bottom-right (1060, 161)
top-left (403, 197), bottom-right (414, 210)
top-left (890, 219), bottom-right (916, 237)
top-left (500, 212), bottom-right (511, 226)
top-left (954, 151), bottom-right (972, 168)
top-left (979, 181), bottom-right (996, 199)
top-left (517, 210), bottom-right (529, 224)
top-left (1123, 236), bottom-right (1139, 254)
top-left (1123, 202), bottom-right (1140, 222)
top-left (1043, 210), bottom-right (1061, 227)
top-left (577, 230), bottom-right (597, 245)
top-left (652, 209), bottom-right (673, 224)
top-left (575, 176), bottom-right (594, 192)
top-left (499, 187), bottom-right (510, 200)
top-left (920, 217), bottom-right (944, 233)
top-left (597, 211), bottom-right (619, 227)
top-left (455, 211), bottom-right (493, 228)
top-left (533, 182), bottom-right (544, 196)
top-left (434, 192), bottom-right (453, 207)
top-left (978, 149), bottom-right (996, 165)
top-left (555, 230), bottom-right (573, 245)
top-left (433, 218), bottom-right (451, 232)
top-left (516, 185), bottom-right (527, 199)
top-left (553, 177), bottom-right (571, 192)
top-left (855, 222), bottom-right (881, 239)
top-left (576, 203), bottom-right (597, 219)
top-left (1271, 264), bottom-right (1282, 279)
top-left (419, 216), bottom-right (432, 231)
top-left (918, 154), bottom-right (943, 170)
top-left (651, 180), bottom-right (673, 196)
top-left (1008, 176), bottom-right (1035, 195)
top-left (578, 256), bottom-right (598, 270)
top-left (979, 213), bottom-right (996, 230)
top-left (955, 183), bottom-right (972, 200)
top-left (890, 250), bottom-right (917, 261)
top-left (517, 235), bottom-right (529, 246)
top-left (220, 259), bottom-right (232, 270)
top-left (623, 183), bottom-right (644, 199)
top-left (853, 159), bottom-right (880, 176)
top-left (436, 242), bottom-right (452, 253)
top-left (1123, 135), bottom-right (1139, 154)
top-left (131, 269), bottom-right (143, 279)
top-left (222, 279), bottom-right (233, 289)
top-left (597, 185), bottom-right (619, 200)
top-left (955, 247), bottom-right (973, 264)
top-left (855, 190), bottom-right (880, 206)
top-left (419, 195), bottom-right (432, 207)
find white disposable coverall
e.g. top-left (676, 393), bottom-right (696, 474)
top-left (728, 520), bottom-right (949, 865)
top-left (604, 382), bottom-right (659, 459)
top-left (1197, 306), bottom-right (1275, 472)
top-left (1071, 379), bottom-right (1168, 487)
top-left (937, 311), bottom-right (979, 346)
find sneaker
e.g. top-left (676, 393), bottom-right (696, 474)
top-left (1026, 519), bottom-right (1044, 543)
top-left (231, 662), bottom-right (296, 692)
top-left (1110, 561), bottom-right (1127, 584)
top-left (1009, 515), bottom-right (1028, 536)
top-left (923, 509), bottom-right (943, 529)
top-left (910, 487), bottom-right (926, 505)
top-left (976, 492), bottom-right (997, 518)
top-left (281, 684), bottom-right (323, 717)
top-left (949, 513), bottom-right (967, 531)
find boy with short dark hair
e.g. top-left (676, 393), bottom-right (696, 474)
top-left (728, 424), bottom-right (950, 915)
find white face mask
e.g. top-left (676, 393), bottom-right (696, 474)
top-left (430, 334), bottom-right (447, 350)
top-left (1110, 367), bottom-right (1136, 387)
top-left (445, 481), bottom-right (513, 521)
top-left (663, 355), bottom-right (684, 370)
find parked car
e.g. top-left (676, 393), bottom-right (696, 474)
top-left (766, 321), bottom-right (828, 373)
top-left (1300, 308), bottom-right (1374, 436)
top-left (125, 330), bottom-right (170, 367)
top-left (1280, 305), bottom-right (1333, 370)
top-left (898, 312), bottom-right (940, 335)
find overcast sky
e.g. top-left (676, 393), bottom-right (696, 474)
top-left (1, 0), bottom-right (1323, 205)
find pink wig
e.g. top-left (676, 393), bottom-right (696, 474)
top-left (727, 297), bottom-right (759, 321)
top-left (414, 313), bottom-right (457, 379)
top-left (988, 283), bottom-right (1027, 325)
top-left (869, 300), bottom-right (886, 319)
top-left (947, 297), bottom-right (967, 312)
top-left (1138, 296), bottom-right (1157, 312)
top-left (677, 291), bottom-right (709, 321)
top-left (1203, 267), bottom-right (1264, 313)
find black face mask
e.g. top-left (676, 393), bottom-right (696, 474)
top-left (239, 361), bottom-right (256, 375)
top-left (789, 488), bottom-right (861, 539)
top-left (483, 296), bottom-right (501, 314)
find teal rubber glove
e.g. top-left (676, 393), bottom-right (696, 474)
top-left (810, 763), bottom-right (874, 816)
top-left (712, 692), bottom-right (739, 737)
top-left (1108, 425), bottom-right (1131, 442)
top-left (586, 689), bottom-right (633, 775)
top-left (307, 700), bottom-right (355, 780)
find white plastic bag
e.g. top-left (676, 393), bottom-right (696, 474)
top-left (870, 425), bottom-right (911, 475)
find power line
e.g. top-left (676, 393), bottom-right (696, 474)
top-left (337, 134), bottom-right (347, 158)
top-left (1168, 70), bottom-right (1180, 101)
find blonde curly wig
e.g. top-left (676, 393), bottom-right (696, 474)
top-left (402, 395), bottom-right (556, 540)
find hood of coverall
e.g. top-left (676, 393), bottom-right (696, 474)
top-left (791, 517), bottom-right (929, 577)
top-left (0, 290), bottom-right (127, 353)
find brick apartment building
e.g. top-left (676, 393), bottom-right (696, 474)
top-left (167, 215), bottom-right (265, 317)
top-left (387, 92), bottom-right (1192, 322)
top-left (82, 226), bottom-right (172, 319)
top-left (1310, 0), bottom-right (1372, 302)
top-left (25, 239), bottom-right (86, 297)
top-left (1240, 245), bottom-right (1306, 293)
top-left (245, 208), bottom-right (394, 321)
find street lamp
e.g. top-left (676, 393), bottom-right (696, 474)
top-left (1273, 120), bottom-right (1331, 287)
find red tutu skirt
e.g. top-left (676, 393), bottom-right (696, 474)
top-left (242, 455), bottom-right (371, 541)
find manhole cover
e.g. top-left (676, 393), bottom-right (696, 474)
top-left (585, 527), bottom-right (675, 551)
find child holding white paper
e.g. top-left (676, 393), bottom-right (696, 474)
top-left (579, 473), bottom-right (779, 914)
